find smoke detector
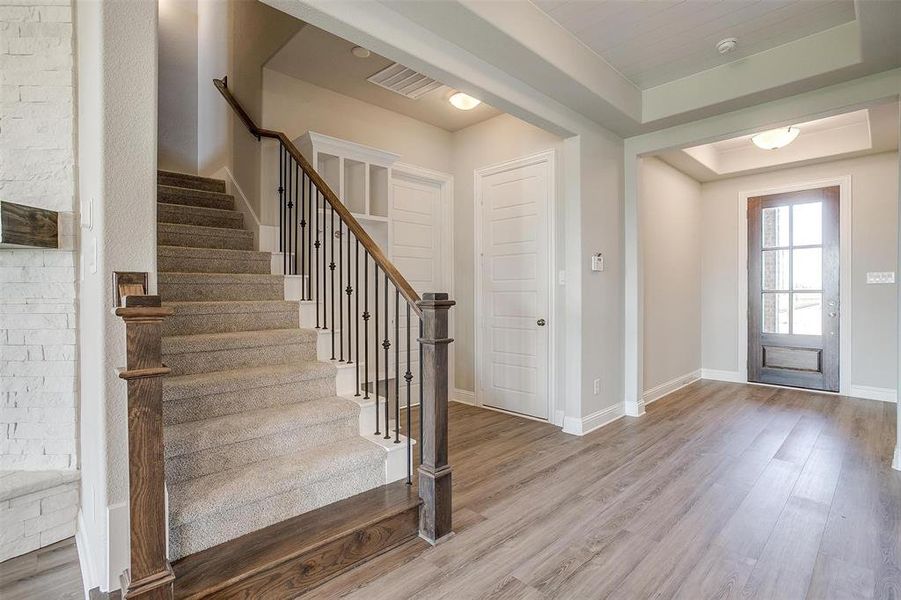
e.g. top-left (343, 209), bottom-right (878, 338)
top-left (716, 38), bottom-right (738, 55)
top-left (351, 46), bottom-right (371, 59)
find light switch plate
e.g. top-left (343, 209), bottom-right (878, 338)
top-left (866, 271), bottom-right (895, 284)
top-left (591, 253), bottom-right (604, 272)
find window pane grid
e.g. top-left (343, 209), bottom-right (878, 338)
top-left (759, 200), bottom-right (824, 337)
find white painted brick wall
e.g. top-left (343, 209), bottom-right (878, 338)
top-left (0, 478), bottom-right (78, 562)
top-left (0, 0), bottom-right (78, 473)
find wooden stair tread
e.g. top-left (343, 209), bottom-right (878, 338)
top-left (173, 480), bottom-right (422, 599)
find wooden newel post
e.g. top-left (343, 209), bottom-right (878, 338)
top-left (115, 295), bottom-right (175, 600)
top-left (416, 292), bottom-right (455, 544)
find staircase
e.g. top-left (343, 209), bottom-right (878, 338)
top-left (112, 78), bottom-right (452, 600)
top-left (156, 170), bottom-right (385, 560)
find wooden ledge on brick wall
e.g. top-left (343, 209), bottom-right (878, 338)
top-left (0, 200), bottom-right (59, 249)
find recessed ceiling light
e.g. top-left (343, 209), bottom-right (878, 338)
top-left (351, 46), bottom-right (371, 59)
top-left (716, 37), bottom-right (738, 55)
top-left (751, 127), bottom-right (800, 150)
top-left (449, 92), bottom-right (481, 110)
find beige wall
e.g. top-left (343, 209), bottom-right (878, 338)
top-left (260, 69), bottom-right (453, 222)
top-left (701, 151), bottom-right (899, 391)
top-left (640, 157), bottom-right (702, 392)
top-left (451, 114), bottom-right (565, 396)
top-left (158, 0), bottom-right (198, 173)
top-left (228, 1), bottom-right (302, 218)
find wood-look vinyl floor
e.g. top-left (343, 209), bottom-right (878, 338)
top-left (303, 381), bottom-right (901, 600)
top-left (2, 381), bottom-right (897, 599)
top-left (0, 538), bottom-right (83, 600)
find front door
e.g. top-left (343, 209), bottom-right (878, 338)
top-left (477, 156), bottom-right (551, 419)
top-left (748, 186), bottom-right (839, 391)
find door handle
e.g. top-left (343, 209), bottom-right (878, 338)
top-left (537, 319), bottom-right (546, 326)
top-left (828, 312), bottom-right (838, 318)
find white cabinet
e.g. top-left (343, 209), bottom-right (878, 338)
top-left (295, 132), bottom-right (400, 224)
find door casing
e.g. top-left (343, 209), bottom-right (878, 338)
top-left (737, 176), bottom-right (852, 395)
top-left (474, 150), bottom-right (557, 423)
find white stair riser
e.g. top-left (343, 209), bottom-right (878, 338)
top-left (359, 430), bottom-right (416, 485)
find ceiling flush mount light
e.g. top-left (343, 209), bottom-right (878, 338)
top-left (716, 37), bottom-right (738, 55)
top-left (751, 126), bottom-right (800, 150)
top-left (449, 91), bottom-right (481, 111)
top-left (351, 46), bottom-right (371, 58)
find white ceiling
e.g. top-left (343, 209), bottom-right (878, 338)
top-left (531, 0), bottom-right (856, 89)
top-left (265, 24), bottom-right (502, 132)
top-left (657, 102), bottom-right (900, 181)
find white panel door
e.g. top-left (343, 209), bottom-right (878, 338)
top-left (390, 175), bottom-right (444, 401)
top-left (478, 160), bottom-right (549, 419)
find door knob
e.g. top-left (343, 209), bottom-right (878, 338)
top-left (537, 319), bottom-right (546, 326)
top-left (828, 312), bottom-right (837, 318)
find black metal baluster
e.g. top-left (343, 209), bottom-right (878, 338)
top-left (346, 225), bottom-right (353, 364)
top-left (287, 156), bottom-right (293, 276)
top-left (307, 176), bottom-right (313, 301)
top-left (319, 190), bottom-right (326, 329)
top-left (294, 162), bottom-right (299, 276)
top-left (419, 318), bottom-right (423, 465)
top-left (283, 147), bottom-right (288, 275)
top-left (405, 303), bottom-right (412, 484)
top-left (314, 185), bottom-right (320, 327)
top-left (394, 288), bottom-right (400, 444)
top-left (363, 252), bottom-right (370, 400)
top-left (330, 205), bottom-right (336, 358)
top-left (354, 239), bottom-right (360, 395)
top-left (299, 171), bottom-right (305, 282)
top-left (338, 221), bottom-right (344, 362)
top-left (278, 145), bottom-right (284, 260)
top-left (374, 263), bottom-right (380, 435)
top-left (383, 272), bottom-right (390, 440)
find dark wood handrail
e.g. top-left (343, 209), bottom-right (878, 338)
top-left (213, 78), bottom-right (422, 317)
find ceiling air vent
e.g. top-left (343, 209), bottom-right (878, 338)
top-left (367, 63), bottom-right (443, 100)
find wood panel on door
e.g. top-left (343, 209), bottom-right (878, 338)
top-left (748, 186), bottom-right (839, 392)
top-left (478, 160), bottom-right (550, 419)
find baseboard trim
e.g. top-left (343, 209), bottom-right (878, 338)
top-left (562, 403), bottom-right (624, 436)
top-left (643, 370), bottom-right (701, 405)
top-left (76, 509), bottom-right (97, 600)
top-left (848, 385), bottom-right (897, 403)
top-left (453, 389), bottom-right (476, 405)
top-left (215, 166), bottom-right (262, 249)
top-left (700, 369), bottom-right (746, 383)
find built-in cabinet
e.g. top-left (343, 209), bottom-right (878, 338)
top-left (295, 132), bottom-right (400, 251)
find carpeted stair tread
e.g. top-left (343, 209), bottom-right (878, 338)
top-left (158, 245), bottom-right (270, 274)
top-left (162, 300), bottom-right (299, 335)
top-left (158, 171), bottom-right (226, 194)
top-left (163, 360), bottom-right (335, 402)
top-left (164, 299), bottom-right (298, 315)
top-left (169, 435), bottom-right (383, 527)
top-left (158, 271), bottom-right (283, 301)
top-left (158, 222), bottom-right (253, 251)
top-left (164, 396), bottom-right (358, 459)
top-left (158, 185), bottom-right (234, 210)
top-left (158, 202), bottom-right (244, 230)
top-left (162, 327), bottom-right (315, 354)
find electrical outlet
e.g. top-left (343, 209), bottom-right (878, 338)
top-left (559, 270), bottom-right (566, 285)
top-left (593, 378), bottom-right (601, 395)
